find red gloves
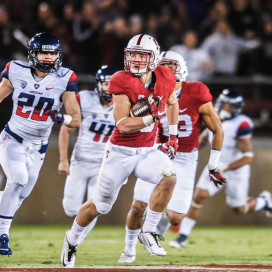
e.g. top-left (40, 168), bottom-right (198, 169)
top-left (209, 168), bottom-right (227, 188)
top-left (148, 95), bottom-right (166, 122)
top-left (159, 135), bottom-right (178, 160)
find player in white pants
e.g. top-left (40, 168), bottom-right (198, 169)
top-left (58, 65), bottom-right (117, 244)
top-left (61, 34), bottom-right (180, 268)
top-left (118, 51), bottom-right (225, 263)
top-left (0, 32), bottom-right (81, 256)
top-left (170, 89), bottom-right (272, 249)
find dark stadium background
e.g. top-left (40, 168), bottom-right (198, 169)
top-left (0, 0), bottom-right (272, 226)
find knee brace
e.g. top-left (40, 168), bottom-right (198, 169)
top-left (93, 199), bottom-right (112, 214)
top-left (62, 199), bottom-right (78, 217)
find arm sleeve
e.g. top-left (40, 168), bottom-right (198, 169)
top-left (1, 62), bottom-right (12, 80)
top-left (66, 72), bottom-right (78, 92)
top-left (236, 121), bottom-right (253, 139)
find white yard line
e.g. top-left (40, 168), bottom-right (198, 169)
top-left (1, 266), bottom-right (272, 272)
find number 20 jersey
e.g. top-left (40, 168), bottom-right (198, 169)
top-left (71, 91), bottom-right (115, 163)
top-left (1, 60), bottom-right (77, 142)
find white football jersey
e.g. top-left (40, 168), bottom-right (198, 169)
top-left (72, 91), bottom-right (115, 163)
top-left (209, 114), bottom-right (253, 164)
top-left (3, 60), bottom-right (76, 142)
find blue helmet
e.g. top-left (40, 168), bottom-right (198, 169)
top-left (216, 89), bottom-right (244, 120)
top-left (28, 32), bottom-right (63, 73)
top-left (96, 65), bottom-right (118, 103)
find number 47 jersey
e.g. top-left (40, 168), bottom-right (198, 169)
top-left (1, 60), bottom-right (77, 142)
top-left (72, 90), bottom-right (115, 163)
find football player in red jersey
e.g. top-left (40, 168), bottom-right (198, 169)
top-left (118, 50), bottom-right (226, 263)
top-left (61, 34), bottom-right (179, 267)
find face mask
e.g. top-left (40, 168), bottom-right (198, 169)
top-left (219, 109), bottom-right (232, 120)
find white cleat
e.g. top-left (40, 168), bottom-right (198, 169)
top-left (118, 251), bottom-right (136, 263)
top-left (61, 231), bottom-right (77, 268)
top-left (169, 239), bottom-right (187, 249)
top-left (138, 232), bottom-right (166, 256)
top-left (260, 191), bottom-right (272, 217)
top-left (169, 234), bottom-right (188, 249)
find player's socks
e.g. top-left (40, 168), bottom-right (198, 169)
top-left (77, 217), bottom-right (98, 245)
top-left (156, 213), bottom-right (171, 235)
top-left (179, 217), bottom-right (196, 237)
top-left (0, 217), bottom-right (12, 236)
top-left (142, 208), bottom-right (163, 233)
top-left (67, 219), bottom-right (86, 246)
top-left (124, 226), bottom-right (140, 255)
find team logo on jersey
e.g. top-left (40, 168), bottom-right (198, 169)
top-left (92, 113), bottom-right (97, 119)
top-left (34, 84), bottom-right (40, 89)
top-left (21, 81), bottom-right (27, 89)
top-left (179, 108), bottom-right (187, 113)
top-left (138, 95), bottom-right (145, 99)
top-left (104, 114), bottom-right (109, 118)
top-left (3, 133), bottom-right (11, 141)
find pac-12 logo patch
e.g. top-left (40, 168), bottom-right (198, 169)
top-left (34, 84), bottom-right (40, 89)
top-left (21, 81), bottom-right (27, 89)
top-left (3, 133), bottom-right (11, 141)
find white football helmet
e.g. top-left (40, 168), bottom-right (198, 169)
top-left (159, 51), bottom-right (188, 82)
top-left (124, 34), bottom-right (160, 76)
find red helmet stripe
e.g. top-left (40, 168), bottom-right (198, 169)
top-left (163, 52), bottom-right (167, 57)
top-left (136, 34), bottom-right (144, 45)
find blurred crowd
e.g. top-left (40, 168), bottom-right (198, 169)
top-left (0, 0), bottom-right (272, 81)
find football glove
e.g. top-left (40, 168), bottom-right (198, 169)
top-left (158, 135), bottom-right (178, 160)
top-left (209, 167), bottom-right (227, 188)
top-left (48, 110), bottom-right (64, 124)
top-left (148, 95), bottom-right (166, 122)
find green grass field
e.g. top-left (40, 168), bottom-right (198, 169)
top-left (1, 224), bottom-right (272, 267)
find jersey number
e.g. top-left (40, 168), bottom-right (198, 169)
top-left (89, 122), bottom-right (115, 143)
top-left (178, 114), bottom-right (193, 137)
top-left (16, 93), bottom-right (54, 121)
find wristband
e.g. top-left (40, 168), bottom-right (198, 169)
top-left (142, 115), bottom-right (155, 126)
top-left (116, 117), bottom-right (128, 127)
top-left (208, 149), bottom-right (221, 170)
top-left (169, 124), bottom-right (178, 136)
top-left (63, 114), bottom-right (72, 126)
top-left (243, 152), bottom-right (254, 158)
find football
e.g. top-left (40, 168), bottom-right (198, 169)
top-left (130, 98), bottom-right (151, 117)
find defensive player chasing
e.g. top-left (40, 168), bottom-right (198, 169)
top-left (61, 34), bottom-right (179, 267)
top-left (170, 89), bottom-right (272, 249)
top-left (118, 51), bottom-right (225, 263)
top-left (0, 32), bottom-right (81, 256)
top-left (58, 65), bottom-right (117, 244)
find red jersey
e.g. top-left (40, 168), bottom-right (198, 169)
top-left (108, 66), bottom-right (176, 147)
top-left (157, 81), bottom-right (212, 152)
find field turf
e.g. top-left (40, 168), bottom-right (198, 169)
top-left (1, 224), bottom-right (272, 267)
